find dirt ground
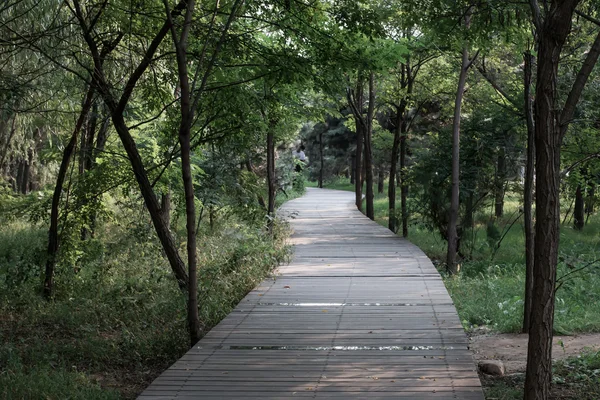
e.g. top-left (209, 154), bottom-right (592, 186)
top-left (470, 332), bottom-right (600, 373)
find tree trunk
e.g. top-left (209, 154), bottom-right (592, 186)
top-left (446, 44), bottom-right (470, 275)
top-left (355, 116), bottom-right (364, 211)
top-left (93, 115), bottom-right (110, 166)
top-left (377, 168), bottom-right (384, 194)
top-left (585, 182), bottom-right (595, 220)
top-left (267, 127), bottom-right (276, 225)
top-left (364, 72), bottom-right (375, 220)
top-left (350, 155), bottom-right (355, 184)
top-left (209, 206), bottom-right (215, 231)
top-left (44, 85), bottom-right (95, 299)
top-left (20, 153), bottom-right (30, 194)
top-left (318, 131), bottom-right (324, 188)
top-left (525, 4), bottom-right (575, 396)
top-left (180, 128), bottom-right (200, 346)
top-left (494, 149), bottom-right (506, 218)
top-left (574, 184), bottom-right (584, 230)
top-left (80, 100), bottom-right (99, 240)
top-left (170, 0), bottom-right (200, 346)
top-left (400, 125), bottom-right (408, 238)
top-left (73, 0), bottom-right (197, 292)
top-left (388, 109), bottom-right (401, 233)
top-left (110, 113), bottom-right (189, 288)
top-left (0, 115), bottom-right (17, 172)
top-left (523, 49), bottom-right (535, 334)
top-left (161, 191), bottom-right (171, 228)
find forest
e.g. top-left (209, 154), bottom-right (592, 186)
top-left (1, 0), bottom-right (599, 399)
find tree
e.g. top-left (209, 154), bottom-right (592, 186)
top-left (524, 2), bottom-right (600, 398)
top-left (446, 8), bottom-right (477, 275)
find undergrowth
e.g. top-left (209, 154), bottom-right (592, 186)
top-left (483, 349), bottom-right (600, 399)
top-left (0, 212), bottom-right (292, 399)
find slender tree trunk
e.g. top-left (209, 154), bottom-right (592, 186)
top-left (350, 155), bottom-right (355, 184)
top-left (377, 168), bottom-right (384, 194)
top-left (161, 191), bottom-right (171, 228)
top-left (44, 85), bottom-right (95, 299)
top-left (585, 182), bottom-right (595, 219)
top-left (495, 149), bottom-right (506, 218)
top-left (169, 0), bottom-right (200, 346)
top-left (15, 159), bottom-right (24, 192)
top-left (390, 60), bottom-right (414, 237)
top-left (400, 124), bottom-right (408, 238)
top-left (574, 184), bottom-right (584, 230)
top-left (364, 72), bottom-right (375, 220)
top-left (0, 115), bottom-right (17, 172)
top-left (111, 114), bottom-right (189, 288)
top-left (318, 131), bottom-right (324, 188)
top-left (93, 115), bottom-right (110, 166)
top-left (388, 109), bottom-right (401, 233)
top-left (180, 129), bottom-right (200, 346)
top-left (355, 118), bottom-right (364, 211)
top-left (446, 44), bottom-right (471, 275)
top-left (267, 127), bottom-right (276, 224)
top-left (80, 100), bottom-right (99, 240)
top-left (523, 49), bottom-right (535, 334)
top-left (349, 79), bottom-right (365, 211)
top-left (84, 102), bottom-right (98, 170)
top-left (20, 153), bottom-right (30, 194)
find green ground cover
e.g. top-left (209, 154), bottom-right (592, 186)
top-left (483, 349), bottom-right (600, 400)
top-left (0, 194), bottom-right (298, 399)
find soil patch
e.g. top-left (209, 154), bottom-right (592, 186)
top-left (470, 332), bottom-right (600, 373)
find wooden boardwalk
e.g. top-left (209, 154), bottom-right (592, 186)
top-left (138, 188), bottom-right (484, 399)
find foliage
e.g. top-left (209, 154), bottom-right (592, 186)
top-left (0, 209), bottom-right (292, 398)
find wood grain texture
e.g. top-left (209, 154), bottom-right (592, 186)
top-left (138, 188), bottom-right (483, 399)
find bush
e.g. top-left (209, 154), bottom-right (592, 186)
top-left (0, 214), bottom-right (291, 399)
top-left (0, 223), bottom-right (47, 288)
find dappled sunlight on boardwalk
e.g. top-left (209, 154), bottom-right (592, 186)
top-left (138, 188), bottom-right (483, 399)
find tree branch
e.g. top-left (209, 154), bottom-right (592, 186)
top-left (560, 28), bottom-right (600, 137)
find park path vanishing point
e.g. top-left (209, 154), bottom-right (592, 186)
top-left (138, 187), bottom-right (484, 399)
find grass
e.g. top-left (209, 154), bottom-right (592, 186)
top-left (0, 197), bottom-right (295, 398)
top-left (482, 350), bottom-right (600, 400)
top-left (310, 177), bottom-right (600, 334)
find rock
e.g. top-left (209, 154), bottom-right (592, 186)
top-left (478, 360), bottom-right (505, 376)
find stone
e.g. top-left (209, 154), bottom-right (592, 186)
top-left (478, 360), bottom-right (505, 376)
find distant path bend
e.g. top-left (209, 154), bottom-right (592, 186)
top-left (139, 187), bottom-right (484, 399)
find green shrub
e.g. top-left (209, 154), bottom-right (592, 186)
top-left (0, 223), bottom-right (47, 288)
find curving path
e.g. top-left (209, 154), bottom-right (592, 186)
top-left (138, 188), bottom-right (484, 399)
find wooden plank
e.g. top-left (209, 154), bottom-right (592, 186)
top-left (137, 188), bottom-right (483, 399)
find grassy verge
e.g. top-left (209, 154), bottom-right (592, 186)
top-left (0, 200), bottom-right (296, 398)
top-left (483, 350), bottom-right (600, 399)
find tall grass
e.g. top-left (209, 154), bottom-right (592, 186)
top-left (0, 211), bottom-right (292, 398)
